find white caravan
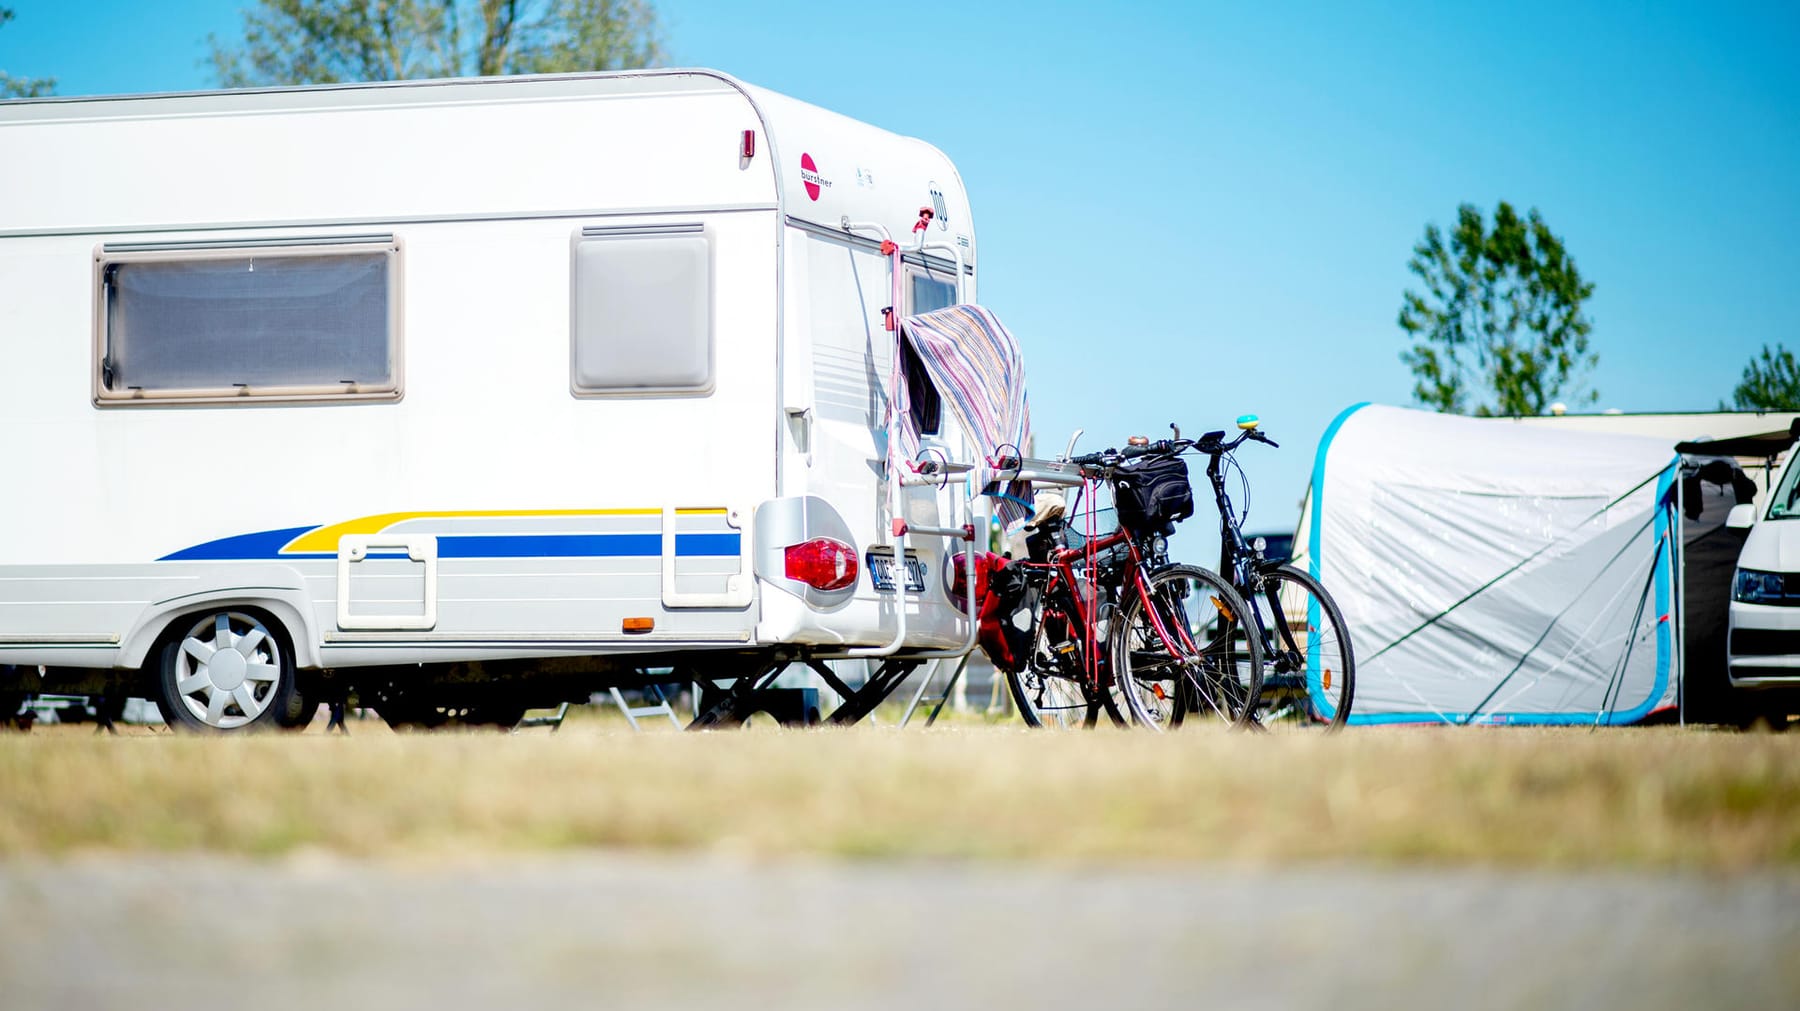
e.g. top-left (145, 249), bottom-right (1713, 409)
top-left (0, 70), bottom-right (1004, 730)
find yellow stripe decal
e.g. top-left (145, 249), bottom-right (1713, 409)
top-left (281, 508), bottom-right (723, 555)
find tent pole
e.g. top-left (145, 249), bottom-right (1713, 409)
top-left (1675, 477), bottom-right (1686, 727)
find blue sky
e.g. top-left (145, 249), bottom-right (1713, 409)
top-left (5, 1), bottom-right (1798, 536)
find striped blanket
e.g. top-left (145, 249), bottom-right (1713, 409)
top-left (894, 304), bottom-right (1033, 527)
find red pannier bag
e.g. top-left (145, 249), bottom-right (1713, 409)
top-left (951, 552), bottom-right (1032, 673)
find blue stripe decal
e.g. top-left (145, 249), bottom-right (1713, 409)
top-left (159, 526), bottom-right (319, 562)
top-left (162, 529), bottom-right (741, 561)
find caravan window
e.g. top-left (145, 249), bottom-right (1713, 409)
top-left (908, 269), bottom-right (956, 316)
top-left (902, 266), bottom-right (958, 436)
top-left (570, 224), bottom-right (713, 396)
top-left (96, 237), bottom-right (401, 405)
top-left (900, 338), bottom-right (942, 436)
top-left (96, 238), bottom-right (399, 404)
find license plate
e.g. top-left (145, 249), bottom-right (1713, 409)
top-left (867, 550), bottom-right (928, 593)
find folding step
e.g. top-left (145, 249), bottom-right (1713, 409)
top-left (605, 683), bottom-right (683, 731)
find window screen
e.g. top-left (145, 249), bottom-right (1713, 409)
top-left (98, 240), bottom-right (398, 403)
top-left (909, 271), bottom-right (957, 316)
top-left (571, 225), bottom-right (713, 396)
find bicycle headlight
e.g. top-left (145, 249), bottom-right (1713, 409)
top-left (1734, 569), bottom-right (1787, 604)
top-left (1152, 534), bottom-right (1168, 557)
top-left (1252, 536), bottom-right (1267, 555)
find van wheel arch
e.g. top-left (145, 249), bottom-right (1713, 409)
top-left (122, 591), bottom-right (320, 671)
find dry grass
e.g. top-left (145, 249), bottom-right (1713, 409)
top-left (1, 722), bottom-right (1796, 868)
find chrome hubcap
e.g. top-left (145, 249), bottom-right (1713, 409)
top-left (172, 612), bottom-right (282, 729)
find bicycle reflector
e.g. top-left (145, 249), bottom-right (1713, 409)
top-left (784, 538), bottom-right (858, 591)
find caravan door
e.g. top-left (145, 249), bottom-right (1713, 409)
top-left (791, 228), bottom-right (966, 641)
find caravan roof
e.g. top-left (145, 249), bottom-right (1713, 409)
top-left (0, 69), bottom-right (976, 259)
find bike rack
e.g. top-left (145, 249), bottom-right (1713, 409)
top-left (835, 218), bottom-right (987, 664)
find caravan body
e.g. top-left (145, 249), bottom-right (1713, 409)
top-left (0, 71), bottom-right (991, 725)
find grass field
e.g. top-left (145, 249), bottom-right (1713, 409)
top-left (1, 719), bottom-right (1796, 868)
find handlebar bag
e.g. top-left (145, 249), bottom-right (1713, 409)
top-left (1113, 456), bottom-right (1194, 535)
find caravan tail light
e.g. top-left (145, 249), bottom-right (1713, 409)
top-left (785, 538), bottom-right (858, 591)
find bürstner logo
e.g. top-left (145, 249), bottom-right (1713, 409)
top-left (800, 153), bottom-right (832, 201)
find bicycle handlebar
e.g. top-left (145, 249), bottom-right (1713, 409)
top-left (1061, 424), bottom-right (1280, 472)
top-left (998, 422), bottom-right (1280, 482)
top-left (1066, 437), bottom-right (1197, 472)
top-left (1196, 427), bottom-right (1279, 456)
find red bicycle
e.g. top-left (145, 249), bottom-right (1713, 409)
top-left (999, 435), bottom-right (1263, 730)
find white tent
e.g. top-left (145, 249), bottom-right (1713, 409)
top-left (1301, 404), bottom-right (1681, 725)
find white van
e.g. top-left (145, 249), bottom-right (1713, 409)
top-left (0, 70), bottom-right (1007, 730)
top-left (1725, 444), bottom-right (1800, 694)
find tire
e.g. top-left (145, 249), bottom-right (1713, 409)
top-left (1113, 564), bottom-right (1262, 730)
top-left (275, 672), bottom-right (322, 731)
top-left (1247, 566), bottom-right (1355, 731)
top-left (1006, 595), bottom-right (1124, 729)
top-left (154, 609), bottom-right (301, 733)
top-left (1006, 666), bottom-right (1109, 729)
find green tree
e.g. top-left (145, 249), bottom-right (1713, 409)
top-left (1398, 201), bottom-right (1597, 416)
top-left (209, 0), bottom-right (662, 87)
top-left (1728, 344), bottom-right (1800, 411)
top-left (0, 7), bottom-right (56, 98)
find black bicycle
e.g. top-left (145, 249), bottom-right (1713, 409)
top-left (1197, 417), bottom-right (1356, 730)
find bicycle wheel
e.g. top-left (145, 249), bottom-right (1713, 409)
top-left (1113, 564), bottom-right (1262, 730)
top-left (1008, 622), bottom-right (1116, 723)
top-left (1247, 565), bottom-right (1355, 731)
top-left (1007, 595), bottom-right (1125, 729)
top-left (1007, 665), bottom-right (1104, 729)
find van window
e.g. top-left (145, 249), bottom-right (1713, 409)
top-left (1767, 455), bottom-right (1800, 520)
top-left (571, 224), bottom-right (713, 396)
top-left (96, 238), bottom-right (400, 404)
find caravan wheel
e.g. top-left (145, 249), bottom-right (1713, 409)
top-left (155, 610), bottom-right (300, 732)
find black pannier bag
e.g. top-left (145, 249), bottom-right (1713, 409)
top-left (1113, 456), bottom-right (1194, 534)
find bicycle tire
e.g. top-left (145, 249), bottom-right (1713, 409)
top-left (1008, 588), bottom-right (1125, 729)
top-left (1247, 565), bottom-right (1355, 731)
top-left (1008, 622), bottom-right (1116, 723)
top-left (1006, 666), bottom-right (1108, 729)
top-left (1112, 564), bottom-right (1262, 730)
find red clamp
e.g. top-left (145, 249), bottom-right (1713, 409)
top-left (959, 524), bottom-right (975, 542)
top-left (879, 239), bottom-right (898, 256)
top-left (913, 206), bottom-right (934, 233)
top-left (881, 306), bottom-right (896, 332)
top-left (892, 518), bottom-right (909, 537)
